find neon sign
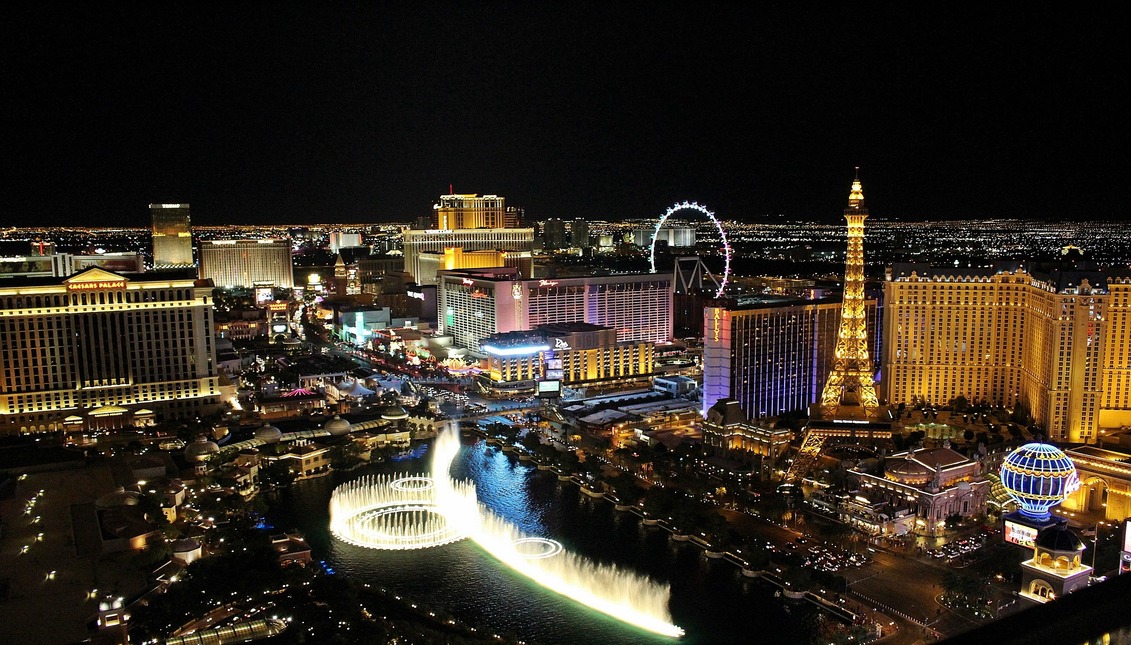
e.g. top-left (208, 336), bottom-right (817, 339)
top-left (68, 280), bottom-right (126, 291)
top-left (538, 280), bottom-right (558, 287)
top-left (461, 278), bottom-right (475, 286)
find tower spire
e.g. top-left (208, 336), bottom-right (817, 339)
top-left (848, 167), bottom-right (865, 210)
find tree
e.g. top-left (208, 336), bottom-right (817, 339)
top-left (260, 460), bottom-right (296, 488)
top-left (1010, 401), bottom-right (1032, 425)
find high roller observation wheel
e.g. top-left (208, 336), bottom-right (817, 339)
top-left (648, 201), bottom-right (732, 299)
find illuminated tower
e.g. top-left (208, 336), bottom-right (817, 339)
top-left (819, 170), bottom-right (879, 418)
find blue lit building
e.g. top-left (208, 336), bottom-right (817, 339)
top-left (702, 295), bottom-right (878, 420)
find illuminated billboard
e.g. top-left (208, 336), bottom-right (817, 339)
top-left (1123, 519), bottom-right (1131, 553)
top-left (1004, 520), bottom-right (1038, 548)
top-left (537, 380), bottom-right (561, 398)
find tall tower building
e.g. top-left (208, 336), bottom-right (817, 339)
top-left (819, 171), bottom-right (880, 418)
top-left (150, 203), bottom-right (194, 268)
top-left (543, 218), bottom-right (567, 249)
top-left (571, 218), bottom-right (589, 248)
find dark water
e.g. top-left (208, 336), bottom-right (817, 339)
top-left (268, 437), bottom-right (820, 644)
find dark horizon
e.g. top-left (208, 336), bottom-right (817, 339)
top-left (3, 4), bottom-right (1124, 227)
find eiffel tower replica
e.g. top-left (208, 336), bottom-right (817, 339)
top-left (786, 170), bottom-right (882, 481)
top-left (819, 169), bottom-right (879, 419)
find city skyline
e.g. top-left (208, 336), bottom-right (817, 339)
top-left (3, 4), bottom-right (1124, 227)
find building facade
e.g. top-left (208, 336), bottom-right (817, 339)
top-left (882, 264), bottom-right (1131, 443)
top-left (0, 268), bottom-right (221, 435)
top-left (702, 398), bottom-right (792, 467)
top-left (402, 228), bottom-right (535, 284)
top-left (150, 203), bottom-right (194, 268)
top-left (480, 322), bottom-right (654, 394)
top-left (846, 446), bottom-right (990, 536)
top-left (438, 269), bottom-right (672, 351)
top-left (702, 296), bottom-right (878, 419)
top-left (433, 194), bottom-right (512, 230)
top-left (200, 239), bottom-right (295, 289)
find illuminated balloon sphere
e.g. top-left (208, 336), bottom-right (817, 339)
top-left (999, 443), bottom-right (1081, 521)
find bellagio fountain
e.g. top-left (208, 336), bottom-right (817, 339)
top-left (329, 428), bottom-right (684, 638)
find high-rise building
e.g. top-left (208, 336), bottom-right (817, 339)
top-left (542, 218), bottom-right (567, 249)
top-left (437, 269), bottom-right (672, 351)
top-left (883, 263), bottom-right (1131, 443)
top-left (434, 194), bottom-right (511, 229)
top-left (702, 296), bottom-right (878, 419)
top-left (0, 267), bottom-right (220, 435)
top-left (199, 239), bottom-right (294, 289)
top-left (150, 203), bottom-right (194, 268)
top-left (571, 218), bottom-right (589, 248)
top-left (329, 231), bottom-right (363, 253)
top-left (402, 228), bottom-right (535, 284)
top-left (819, 171), bottom-right (879, 418)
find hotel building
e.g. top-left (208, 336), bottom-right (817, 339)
top-left (437, 269), bottom-right (672, 352)
top-left (0, 268), bottom-right (221, 435)
top-left (433, 194), bottom-right (514, 230)
top-left (414, 247), bottom-right (533, 286)
top-left (480, 322), bottom-right (654, 394)
top-left (199, 239), bottom-right (295, 289)
top-left (402, 228), bottom-right (535, 284)
top-left (702, 296), bottom-right (879, 419)
top-left (882, 263), bottom-right (1131, 443)
top-left (150, 203), bottom-right (194, 268)
top-left (402, 193), bottom-right (534, 283)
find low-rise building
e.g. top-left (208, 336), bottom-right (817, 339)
top-left (702, 398), bottom-right (793, 467)
top-left (846, 445), bottom-right (990, 536)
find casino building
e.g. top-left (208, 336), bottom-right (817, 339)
top-left (199, 239), bottom-right (295, 289)
top-left (883, 263), bottom-right (1131, 443)
top-left (437, 269), bottom-right (672, 352)
top-left (701, 296), bottom-right (879, 420)
top-left (479, 322), bottom-right (654, 395)
top-left (0, 268), bottom-right (221, 435)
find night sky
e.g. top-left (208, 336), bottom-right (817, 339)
top-left (2, 3), bottom-right (1124, 226)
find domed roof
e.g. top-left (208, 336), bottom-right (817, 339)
top-left (884, 457), bottom-right (932, 484)
top-left (324, 415), bottom-right (352, 436)
top-left (379, 405), bottom-right (409, 421)
top-left (254, 424), bottom-right (283, 444)
top-left (96, 487), bottom-right (141, 508)
top-left (1036, 522), bottom-right (1084, 552)
top-left (1000, 443), bottom-right (1081, 521)
top-left (184, 435), bottom-right (221, 462)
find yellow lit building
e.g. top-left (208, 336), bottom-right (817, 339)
top-left (434, 194), bottom-right (513, 230)
top-left (883, 263), bottom-right (1131, 443)
top-left (0, 267), bottom-right (221, 435)
top-left (480, 322), bottom-right (654, 395)
top-left (415, 247), bottom-right (532, 286)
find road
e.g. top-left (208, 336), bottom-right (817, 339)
top-left (718, 507), bottom-right (998, 642)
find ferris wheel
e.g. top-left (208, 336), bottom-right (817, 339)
top-left (648, 201), bottom-right (732, 298)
